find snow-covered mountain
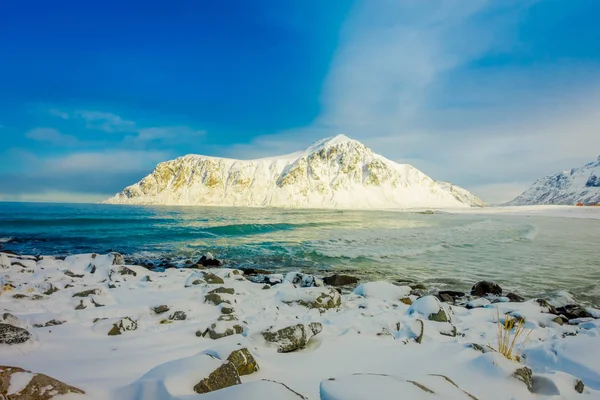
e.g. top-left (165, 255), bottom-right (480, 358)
top-left (104, 135), bottom-right (483, 209)
top-left (507, 155), bottom-right (600, 205)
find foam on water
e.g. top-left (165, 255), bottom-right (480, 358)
top-left (1, 202), bottom-right (599, 304)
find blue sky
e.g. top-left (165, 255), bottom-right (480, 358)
top-left (1, 0), bottom-right (600, 203)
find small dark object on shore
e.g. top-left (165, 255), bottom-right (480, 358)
top-left (471, 281), bottom-right (502, 297)
top-left (323, 274), bottom-right (359, 287)
top-left (198, 254), bottom-right (223, 267)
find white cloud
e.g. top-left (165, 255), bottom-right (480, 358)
top-left (45, 150), bottom-right (172, 173)
top-left (75, 110), bottom-right (137, 132)
top-left (25, 127), bottom-right (79, 146)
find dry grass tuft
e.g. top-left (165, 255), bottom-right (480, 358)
top-left (492, 307), bottom-right (532, 362)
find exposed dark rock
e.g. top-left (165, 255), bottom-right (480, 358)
top-left (241, 268), bottom-right (271, 276)
top-left (152, 305), bottom-right (170, 314)
top-left (75, 300), bottom-right (86, 310)
top-left (12, 294), bottom-right (29, 299)
top-left (535, 298), bottom-right (558, 314)
top-left (107, 317), bottom-right (137, 336)
top-left (169, 311), bottom-right (187, 321)
top-left (262, 285), bottom-right (271, 290)
top-left (198, 254), bottom-right (223, 267)
top-left (437, 293), bottom-right (454, 304)
top-left (193, 360), bottom-right (240, 394)
top-left (0, 365), bottom-right (85, 399)
top-left (507, 292), bottom-right (526, 302)
top-left (118, 266), bottom-right (137, 276)
top-left (208, 287), bottom-right (235, 295)
top-left (471, 281), bottom-right (502, 297)
top-left (33, 319), bottom-right (65, 328)
top-left (556, 305), bottom-right (595, 320)
top-left (429, 309), bottom-right (450, 323)
top-left (514, 367), bottom-right (533, 392)
top-left (203, 273), bottom-right (225, 285)
top-left (205, 293), bottom-right (231, 306)
top-left (400, 297), bottom-right (412, 305)
top-left (72, 289), bottom-right (100, 297)
top-left (575, 379), bottom-right (585, 393)
top-left (199, 324), bottom-right (244, 340)
top-left (323, 274), bottom-right (359, 287)
top-left (227, 348), bottom-right (259, 376)
top-left (31, 294), bottom-right (44, 300)
top-left (64, 270), bottom-right (84, 278)
top-left (0, 323), bottom-right (31, 344)
top-left (262, 322), bottom-right (322, 353)
top-left (415, 319), bottom-right (424, 344)
top-left (439, 290), bottom-right (465, 300)
top-left (221, 306), bottom-right (234, 315)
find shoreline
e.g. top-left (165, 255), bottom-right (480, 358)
top-left (1, 250), bottom-right (599, 399)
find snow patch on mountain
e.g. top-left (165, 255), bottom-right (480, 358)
top-left (508, 155), bottom-right (600, 205)
top-left (104, 135), bottom-right (483, 209)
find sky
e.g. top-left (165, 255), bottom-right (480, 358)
top-left (1, 0), bottom-right (600, 204)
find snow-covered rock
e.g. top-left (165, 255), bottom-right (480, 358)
top-left (508, 155), bottom-right (600, 205)
top-left (104, 135), bottom-right (483, 209)
top-left (354, 281), bottom-right (411, 301)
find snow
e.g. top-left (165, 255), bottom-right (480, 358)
top-left (0, 253), bottom-right (599, 399)
top-left (508, 155), bottom-right (600, 205)
top-left (353, 281), bottom-right (411, 301)
top-left (7, 371), bottom-right (35, 395)
top-left (103, 135), bottom-right (483, 209)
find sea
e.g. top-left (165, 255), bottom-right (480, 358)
top-left (1, 202), bottom-right (599, 304)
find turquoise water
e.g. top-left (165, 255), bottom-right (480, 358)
top-left (1, 202), bottom-right (599, 304)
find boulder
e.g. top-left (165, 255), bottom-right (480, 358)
top-left (323, 274), bottom-right (359, 287)
top-left (471, 281), bottom-right (502, 297)
top-left (411, 296), bottom-right (450, 323)
top-left (205, 293), bottom-right (231, 306)
top-left (353, 282), bottom-right (411, 302)
top-left (0, 365), bottom-right (85, 399)
top-left (194, 360), bottom-right (240, 394)
top-left (33, 319), bottom-right (65, 328)
top-left (284, 272), bottom-right (324, 287)
top-left (108, 317), bottom-right (137, 336)
top-left (199, 323), bottom-right (244, 340)
top-left (575, 379), bottom-right (585, 394)
top-left (556, 305), bottom-right (595, 320)
top-left (118, 266), bottom-right (137, 276)
top-left (110, 252), bottom-right (125, 265)
top-left (194, 380), bottom-right (308, 400)
top-left (227, 348), bottom-right (259, 376)
top-left (0, 323), bottom-right (31, 345)
top-left (262, 322), bottom-right (322, 353)
top-left (535, 298), bottom-right (557, 314)
top-left (203, 273), bottom-right (225, 285)
top-left (438, 290), bottom-right (465, 302)
top-left (152, 305), bottom-right (170, 314)
top-left (198, 253), bottom-right (223, 267)
top-left (506, 292), bottom-right (525, 302)
top-left (2, 313), bottom-right (20, 327)
top-left (221, 306), bottom-right (234, 315)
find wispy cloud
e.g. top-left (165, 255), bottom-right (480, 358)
top-left (25, 127), bottom-right (79, 146)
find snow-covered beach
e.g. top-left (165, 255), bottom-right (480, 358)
top-left (1, 249), bottom-right (599, 399)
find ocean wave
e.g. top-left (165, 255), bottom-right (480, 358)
top-left (199, 222), bottom-right (326, 237)
top-left (0, 237), bottom-right (12, 243)
top-left (1, 217), bottom-right (172, 226)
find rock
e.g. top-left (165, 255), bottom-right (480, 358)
top-left (107, 317), bottom-right (137, 336)
top-left (31, 294), bottom-right (44, 301)
top-left (118, 266), bottom-right (137, 276)
top-left (75, 300), bottom-right (87, 310)
top-left (262, 285), bottom-right (271, 290)
top-left (285, 272), bottom-right (324, 287)
top-left (411, 296), bottom-right (450, 323)
top-left (0, 253), bottom-right (11, 268)
top-left (64, 270), bottom-right (84, 278)
top-left (282, 288), bottom-right (342, 310)
top-left (191, 279), bottom-right (205, 286)
top-left (323, 274), bottom-right (359, 287)
top-left (551, 316), bottom-right (566, 325)
top-left (414, 319), bottom-right (424, 344)
top-left (111, 252), bottom-right (125, 265)
top-left (262, 322), bottom-right (322, 353)
top-left (575, 379), bottom-right (585, 393)
top-left (400, 297), bottom-right (412, 305)
top-left (354, 281), bottom-right (411, 301)
top-left (535, 298), bottom-right (558, 314)
top-left (199, 323), bottom-right (244, 340)
top-left (72, 289), bottom-right (100, 297)
top-left (507, 292), bottom-right (525, 302)
top-left (12, 294), bottom-right (29, 299)
top-left (514, 367), bottom-right (533, 392)
top-left (437, 293), bottom-right (454, 304)
top-left (227, 348), bottom-right (259, 376)
top-left (221, 306), bottom-right (234, 315)
top-left (2, 313), bottom-right (20, 326)
top-left (198, 253), bottom-right (223, 267)
top-left (203, 273), bottom-right (225, 285)
top-left (438, 290), bottom-right (465, 301)
top-left (193, 360), bottom-right (240, 394)
top-left (466, 298), bottom-right (491, 309)
top-left (205, 293), bottom-right (231, 306)
top-left (218, 315), bottom-right (238, 322)
top-left (471, 281), bottom-right (502, 297)
top-left (33, 319), bottom-right (65, 328)
top-left (169, 311), bottom-right (187, 321)
top-left (208, 287), bottom-right (235, 295)
top-left (556, 305), bottom-right (595, 320)
top-left (41, 283), bottom-right (59, 296)
top-left (152, 305), bottom-right (170, 314)
top-left (241, 268), bottom-right (271, 276)
top-left (470, 343), bottom-right (493, 354)
top-left (0, 323), bottom-right (31, 344)
top-left (411, 283), bottom-right (428, 291)
top-left (0, 365), bottom-right (85, 399)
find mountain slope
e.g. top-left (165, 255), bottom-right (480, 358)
top-left (104, 135), bottom-right (483, 209)
top-left (507, 155), bottom-right (600, 205)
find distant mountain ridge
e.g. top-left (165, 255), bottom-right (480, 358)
top-left (507, 155), bottom-right (600, 205)
top-left (104, 135), bottom-right (484, 209)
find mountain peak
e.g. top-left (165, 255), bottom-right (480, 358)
top-left (305, 134), bottom-right (362, 153)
